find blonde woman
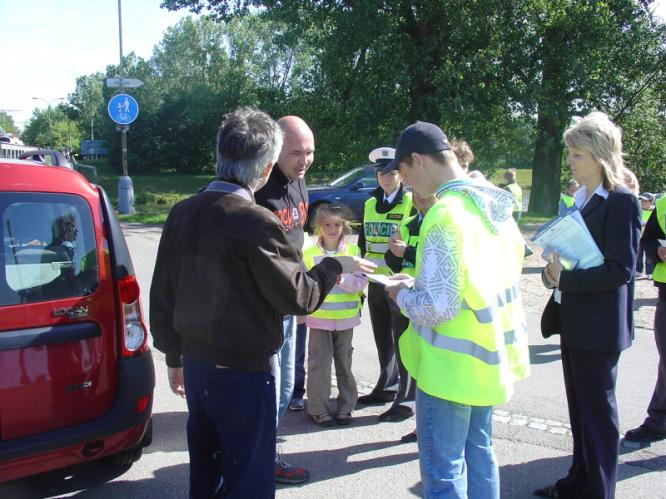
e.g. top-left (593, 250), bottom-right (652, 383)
top-left (536, 112), bottom-right (641, 499)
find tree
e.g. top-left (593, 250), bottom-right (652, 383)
top-left (500, 0), bottom-right (666, 213)
top-left (69, 73), bottom-right (105, 142)
top-left (163, 0), bottom-right (665, 204)
top-left (0, 111), bottom-right (18, 134)
top-left (22, 105), bottom-right (80, 150)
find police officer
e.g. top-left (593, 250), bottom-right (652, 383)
top-left (357, 146), bottom-right (414, 406)
top-left (385, 192), bottom-right (437, 433)
top-left (624, 193), bottom-right (666, 444)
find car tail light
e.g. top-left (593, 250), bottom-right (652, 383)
top-left (117, 275), bottom-right (148, 357)
top-left (135, 394), bottom-right (151, 414)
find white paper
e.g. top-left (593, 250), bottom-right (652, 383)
top-left (364, 273), bottom-right (415, 287)
top-left (659, 239), bottom-right (666, 247)
top-left (531, 210), bottom-right (604, 270)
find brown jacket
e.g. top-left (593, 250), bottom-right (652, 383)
top-left (150, 183), bottom-right (341, 371)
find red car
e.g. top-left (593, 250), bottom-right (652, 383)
top-left (0, 157), bottom-right (154, 482)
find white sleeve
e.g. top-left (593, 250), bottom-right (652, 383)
top-left (396, 222), bottom-right (464, 326)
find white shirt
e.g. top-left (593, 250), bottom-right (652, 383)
top-left (383, 188), bottom-right (399, 205)
top-left (574, 183), bottom-right (608, 211)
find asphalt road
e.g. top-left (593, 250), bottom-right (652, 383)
top-left (1, 224), bottom-right (664, 498)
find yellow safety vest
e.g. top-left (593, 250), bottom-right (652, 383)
top-left (398, 214), bottom-right (420, 277)
top-left (642, 209), bottom-right (653, 224)
top-left (399, 190), bottom-right (530, 406)
top-left (652, 197), bottom-right (666, 283)
top-left (303, 243), bottom-right (363, 320)
top-left (505, 182), bottom-right (522, 213)
top-left (560, 193), bottom-right (575, 209)
top-left (363, 191), bottom-right (413, 275)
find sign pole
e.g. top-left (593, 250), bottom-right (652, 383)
top-left (121, 125), bottom-right (128, 177)
top-left (115, 0), bottom-right (135, 214)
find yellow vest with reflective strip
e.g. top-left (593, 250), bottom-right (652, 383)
top-left (363, 192), bottom-right (413, 275)
top-left (398, 214), bottom-right (419, 277)
top-left (652, 197), bottom-right (666, 283)
top-left (303, 243), bottom-right (363, 320)
top-left (505, 183), bottom-right (522, 213)
top-left (399, 191), bottom-right (530, 406)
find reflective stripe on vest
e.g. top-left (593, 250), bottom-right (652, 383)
top-left (304, 244), bottom-right (362, 320)
top-left (412, 324), bottom-right (524, 366)
top-left (461, 284), bottom-right (520, 324)
top-left (653, 197), bottom-right (666, 283)
top-left (399, 188), bottom-right (530, 406)
top-left (364, 193), bottom-right (413, 275)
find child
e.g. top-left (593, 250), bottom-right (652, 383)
top-left (303, 203), bottom-right (367, 426)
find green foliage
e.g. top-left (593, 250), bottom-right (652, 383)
top-left (0, 111), bottom-right (18, 134)
top-left (56, 0), bottom-right (664, 205)
top-left (22, 105), bottom-right (81, 151)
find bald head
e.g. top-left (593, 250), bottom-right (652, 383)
top-left (277, 116), bottom-right (315, 180)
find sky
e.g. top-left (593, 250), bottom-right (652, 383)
top-left (1, 0), bottom-right (664, 132)
top-left (0, 0), bottom-right (194, 130)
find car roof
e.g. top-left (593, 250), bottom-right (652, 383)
top-left (0, 159), bottom-right (97, 197)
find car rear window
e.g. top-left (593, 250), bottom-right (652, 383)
top-left (1, 193), bottom-right (99, 306)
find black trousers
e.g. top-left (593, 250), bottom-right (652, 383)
top-left (388, 299), bottom-right (415, 407)
top-left (557, 344), bottom-right (621, 499)
top-left (645, 298), bottom-right (666, 430)
top-left (367, 282), bottom-right (398, 395)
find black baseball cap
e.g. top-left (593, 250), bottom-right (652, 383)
top-left (382, 121), bottom-right (451, 174)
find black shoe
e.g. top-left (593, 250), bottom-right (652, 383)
top-left (534, 484), bottom-right (571, 498)
top-left (378, 404), bottom-right (413, 422)
top-left (400, 429), bottom-right (417, 443)
top-left (624, 424), bottom-right (666, 443)
top-left (357, 392), bottom-right (396, 405)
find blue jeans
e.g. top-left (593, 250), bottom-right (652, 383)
top-left (270, 315), bottom-right (297, 424)
top-left (293, 323), bottom-right (308, 399)
top-left (182, 357), bottom-right (276, 498)
top-left (416, 388), bottom-right (499, 499)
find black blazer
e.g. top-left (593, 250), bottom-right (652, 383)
top-left (541, 185), bottom-right (641, 352)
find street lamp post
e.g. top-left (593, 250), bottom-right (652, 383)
top-left (32, 97), bottom-right (64, 148)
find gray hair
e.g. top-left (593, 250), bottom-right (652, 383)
top-left (563, 111), bottom-right (624, 192)
top-left (215, 107), bottom-right (283, 187)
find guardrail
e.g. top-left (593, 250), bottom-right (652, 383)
top-left (0, 143), bottom-right (38, 159)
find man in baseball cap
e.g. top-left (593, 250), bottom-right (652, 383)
top-left (381, 121), bottom-right (451, 175)
top-left (383, 120), bottom-right (529, 498)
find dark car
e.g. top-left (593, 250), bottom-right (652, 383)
top-left (0, 157), bottom-right (154, 482)
top-left (307, 165), bottom-right (378, 226)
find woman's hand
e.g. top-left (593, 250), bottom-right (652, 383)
top-left (389, 232), bottom-right (408, 257)
top-left (544, 253), bottom-right (564, 287)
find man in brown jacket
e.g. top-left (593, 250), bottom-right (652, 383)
top-left (150, 107), bottom-right (374, 498)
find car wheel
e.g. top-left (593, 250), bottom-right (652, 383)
top-left (107, 446), bottom-right (143, 467)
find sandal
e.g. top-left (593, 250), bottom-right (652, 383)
top-left (311, 413), bottom-right (335, 427)
top-left (336, 413), bottom-right (352, 426)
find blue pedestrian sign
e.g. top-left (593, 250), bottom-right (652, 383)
top-left (108, 93), bottom-right (139, 125)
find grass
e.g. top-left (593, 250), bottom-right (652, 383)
top-left (89, 160), bottom-right (543, 227)
top-left (89, 159), bottom-right (214, 225)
